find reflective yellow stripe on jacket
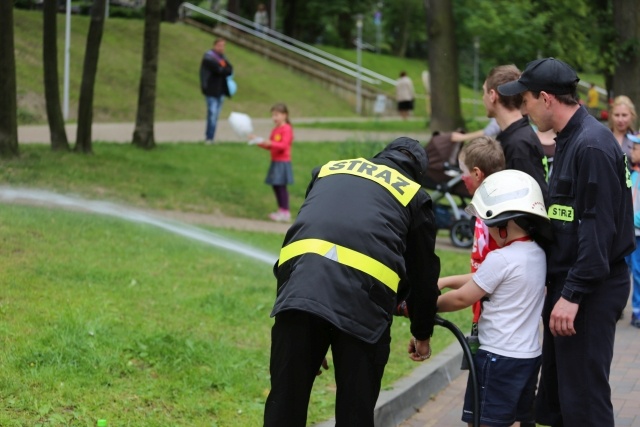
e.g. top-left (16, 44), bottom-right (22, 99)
top-left (278, 238), bottom-right (400, 292)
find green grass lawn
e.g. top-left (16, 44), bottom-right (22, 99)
top-left (0, 142), bottom-right (397, 219)
top-left (0, 142), bottom-right (473, 425)
top-left (0, 202), bottom-right (470, 426)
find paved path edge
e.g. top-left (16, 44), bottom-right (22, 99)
top-left (313, 342), bottom-right (464, 427)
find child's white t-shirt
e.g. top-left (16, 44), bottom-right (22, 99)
top-left (472, 240), bottom-right (546, 359)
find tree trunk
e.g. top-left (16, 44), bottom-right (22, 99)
top-left (424, 0), bottom-right (463, 132)
top-left (75, 0), bottom-right (107, 154)
top-left (132, 0), bottom-right (161, 150)
top-left (0, 1), bottom-right (19, 159)
top-left (43, 0), bottom-right (70, 151)
top-left (612, 0), bottom-right (640, 103)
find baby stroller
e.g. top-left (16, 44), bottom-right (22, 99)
top-left (423, 131), bottom-right (474, 248)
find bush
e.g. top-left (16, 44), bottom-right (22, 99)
top-left (13, 0), bottom-right (42, 10)
top-left (17, 108), bottom-right (40, 125)
top-left (108, 5), bottom-right (144, 19)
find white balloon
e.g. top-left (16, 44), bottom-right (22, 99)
top-left (228, 112), bottom-right (253, 137)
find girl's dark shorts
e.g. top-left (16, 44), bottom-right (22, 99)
top-left (397, 100), bottom-right (414, 111)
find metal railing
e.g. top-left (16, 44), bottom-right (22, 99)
top-left (217, 9), bottom-right (398, 87)
top-left (179, 2), bottom-right (395, 87)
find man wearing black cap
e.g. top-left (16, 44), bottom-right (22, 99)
top-left (263, 137), bottom-right (441, 427)
top-left (499, 58), bottom-right (635, 427)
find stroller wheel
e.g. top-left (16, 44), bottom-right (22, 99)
top-left (450, 219), bottom-right (473, 248)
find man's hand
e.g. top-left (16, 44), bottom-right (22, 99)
top-left (408, 337), bottom-right (432, 362)
top-left (316, 357), bottom-right (329, 376)
top-left (549, 297), bottom-right (579, 337)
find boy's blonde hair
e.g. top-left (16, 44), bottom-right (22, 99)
top-left (459, 136), bottom-right (505, 177)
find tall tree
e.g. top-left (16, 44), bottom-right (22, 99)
top-left (132, 0), bottom-right (162, 149)
top-left (424, 0), bottom-right (463, 131)
top-left (75, 0), bottom-right (107, 154)
top-left (0, 1), bottom-right (19, 159)
top-left (43, 0), bottom-right (70, 151)
top-left (612, 0), bottom-right (640, 102)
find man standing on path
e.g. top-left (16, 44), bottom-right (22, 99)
top-left (483, 64), bottom-right (548, 199)
top-left (499, 57), bottom-right (635, 427)
top-left (263, 137), bottom-right (441, 427)
top-left (199, 38), bottom-right (233, 144)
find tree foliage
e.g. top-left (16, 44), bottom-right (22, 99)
top-left (281, 0), bottom-right (377, 46)
top-left (382, 0), bottom-right (426, 57)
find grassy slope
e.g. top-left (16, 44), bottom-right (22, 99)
top-left (14, 9), bottom-right (486, 127)
top-left (14, 9), bottom-right (358, 124)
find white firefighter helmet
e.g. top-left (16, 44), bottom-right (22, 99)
top-left (465, 169), bottom-right (549, 227)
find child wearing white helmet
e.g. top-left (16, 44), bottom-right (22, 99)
top-left (437, 169), bottom-right (551, 427)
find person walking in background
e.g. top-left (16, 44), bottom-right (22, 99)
top-left (587, 83), bottom-right (600, 117)
top-left (199, 38), bottom-right (233, 144)
top-left (263, 137), bottom-right (440, 427)
top-left (396, 71), bottom-right (415, 120)
top-left (499, 57), bottom-right (635, 427)
top-left (254, 3), bottom-right (269, 32)
top-left (250, 103), bottom-right (294, 222)
top-left (626, 133), bottom-right (640, 328)
top-left (438, 169), bottom-right (551, 427)
top-left (608, 95), bottom-right (637, 159)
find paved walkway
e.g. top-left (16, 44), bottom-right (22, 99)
top-left (399, 307), bottom-right (640, 427)
top-left (17, 117), bottom-right (429, 144)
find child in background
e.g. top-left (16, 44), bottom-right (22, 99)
top-left (250, 103), bottom-right (294, 222)
top-left (438, 169), bottom-right (552, 427)
top-left (437, 136), bottom-right (505, 340)
top-left (627, 133), bottom-right (640, 328)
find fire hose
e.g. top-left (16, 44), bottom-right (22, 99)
top-left (435, 315), bottom-right (480, 427)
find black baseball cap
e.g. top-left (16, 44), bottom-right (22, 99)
top-left (498, 57), bottom-right (580, 96)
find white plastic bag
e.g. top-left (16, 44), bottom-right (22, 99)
top-left (228, 112), bottom-right (253, 138)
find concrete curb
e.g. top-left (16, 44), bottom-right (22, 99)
top-left (313, 342), bottom-right (464, 427)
